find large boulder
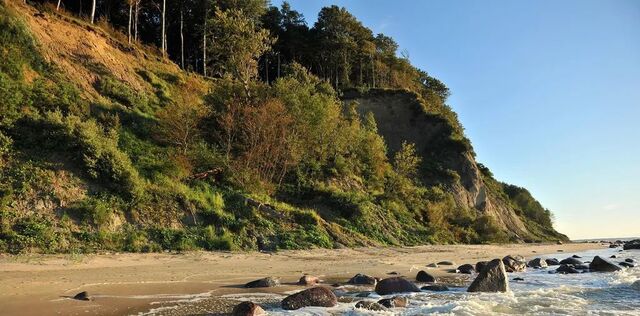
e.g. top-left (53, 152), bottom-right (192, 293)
top-left (556, 264), bottom-right (580, 274)
top-left (589, 256), bottom-right (622, 272)
top-left (378, 296), bottom-right (408, 308)
top-left (415, 270), bottom-right (436, 283)
top-left (475, 261), bottom-right (488, 273)
top-left (245, 277), bottom-right (279, 288)
top-left (374, 277), bottom-right (421, 295)
top-left (528, 258), bottom-right (548, 268)
top-left (502, 255), bottom-right (526, 272)
top-left (458, 264), bottom-right (475, 274)
top-left (232, 302), bottom-right (266, 316)
top-left (421, 284), bottom-right (449, 291)
top-left (559, 258), bottom-right (583, 265)
top-left (281, 287), bottom-right (338, 310)
top-left (348, 273), bottom-right (377, 285)
top-left (298, 275), bottom-right (320, 286)
top-left (545, 258), bottom-right (560, 266)
top-left (355, 300), bottom-right (387, 311)
top-left (467, 259), bottom-right (509, 292)
top-left (624, 239), bottom-right (640, 250)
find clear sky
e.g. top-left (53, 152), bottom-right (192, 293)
top-left (274, 0), bottom-right (640, 240)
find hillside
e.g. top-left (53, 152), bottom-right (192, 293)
top-left (0, 0), bottom-right (566, 254)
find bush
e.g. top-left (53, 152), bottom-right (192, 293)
top-left (96, 76), bottom-right (150, 112)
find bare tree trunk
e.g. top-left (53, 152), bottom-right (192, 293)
top-left (161, 0), bottom-right (166, 57)
top-left (202, 4), bottom-right (207, 77)
top-left (371, 54), bottom-right (375, 88)
top-left (134, 0), bottom-right (139, 42)
top-left (277, 53), bottom-right (280, 79)
top-left (56, 0), bottom-right (62, 11)
top-left (90, 0), bottom-right (96, 24)
top-left (127, 2), bottom-right (132, 43)
top-left (180, 7), bottom-right (184, 69)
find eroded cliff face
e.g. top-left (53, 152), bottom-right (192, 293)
top-left (342, 89), bottom-right (541, 241)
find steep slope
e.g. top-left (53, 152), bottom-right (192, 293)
top-left (343, 89), bottom-right (567, 242)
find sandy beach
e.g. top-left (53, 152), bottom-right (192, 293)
top-left (0, 243), bottom-right (603, 315)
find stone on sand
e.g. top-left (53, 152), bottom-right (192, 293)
top-left (281, 287), bottom-right (337, 310)
top-left (232, 302), bottom-right (266, 316)
top-left (467, 259), bottom-right (509, 292)
top-left (374, 277), bottom-right (421, 295)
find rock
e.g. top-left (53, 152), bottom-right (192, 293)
top-left (298, 275), bottom-right (320, 286)
top-left (231, 302), bottom-right (266, 316)
top-left (338, 296), bottom-right (357, 303)
top-left (72, 291), bottom-right (91, 301)
top-left (245, 277), bottom-right (279, 288)
top-left (545, 258), bottom-right (560, 266)
top-left (467, 259), bottom-right (509, 293)
top-left (355, 291), bottom-right (372, 298)
top-left (572, 255), bottom-right (582, 258)
top-left (457, 264), bottom-right (475, 274)
top-left (476, 261), bottom-right (488, 272)
top-left (610, 255), bottom-right (617, 258)
top-left (574, 264), bottom-right (589, 270)
top-left (610, 244), bottom-right (619, 248)
top-left (374, 277), bottom-right (421, 295)
top-left (331, 283), bottom-right (341, 287)
top-left (624, 239), bottom-right (640, 250)
top-left (387, 271), bottom-right (399, 275)
top-left (281, 287), bottom-right (338, 310)
top-left (626, 258), bottom-right (635, 263)
top-left (619, 262), bottom-right (636, 268)
top-left (437, 261), bottom-right (455, 265)
top-left (513, 277), bottom-right (524, 281)
top-left (557, 250), bottom-right (564, 252)
top-left (559, 258), bottom-right (583, 265)
top-left (633, 280), bottom-right (640, 290)
top-left (348, 273), bottom-right (377, 285)
top-left (556, 264), bottom-right (580, 274)
top-left (421, 284), bottom-right (449, 291)
top-left (426, 263), bottom-right (438, 268)
top-left (355, 300), bottom-right (387, 311)
top-left (528, 258), bottom-right (548, 268)
top-left (502, 255), bottom-right (527, 272)
top-left (378, 296), bottom-right (408, 308)
top-left (415, 270), bottom-right (436, 283)
top-left (557, 240), bottom-right (564, 245)
top-left (590, 256), bottom-right (622, 272)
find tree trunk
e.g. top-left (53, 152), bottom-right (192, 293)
top-left (90, 0), bottom-right (96, 24)
top-left (264, 55), bottom-right (269, 84)
top-left (277, 53), bottom-right (280, 79)
top-left (161, 0), bottom-right (166, 57)
top-left (371, 54), bottom-right (375, 88)
top-left (127, 2), bottom-right (132, 44)
top-left (56, 0), bottom-right (62, 11)
top-left (180, 7), bottom-right (184, 69)
top-left (202, 5), bottom-right (207, 77)
top-left (134, 0), bottom-right (139, 42)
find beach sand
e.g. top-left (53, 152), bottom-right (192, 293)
top-left (0, 242), bottom-right (603, 316)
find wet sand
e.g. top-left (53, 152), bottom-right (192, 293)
top-left (0, 243), bottom-right (603, 316)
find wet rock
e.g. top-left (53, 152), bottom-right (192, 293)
top-left (610, 255), bottom-right (617, 258)
top-left (245, 277), bottom-right (279, 288)
top-left (528, 258), bottom-right (548, 268)
top-left (374, 277), bottom-right (421, 295)
top-left (378, 296), bottom-right (408, 308)
top-left (355, 300), bottom-right (387, 311)
top-left (426, 263), bottom-right (438, 268)
top-left (574, 264), bottom-right (589, 270)
top-left (610, 244), bottom-right (619, 248)
top-left (437, 261), bottom-right (455, 266)
top-left (556, 264), bottom-right (580, 274)
top-left (624, 239), bottom-right (640, 250)
top-left (415, 270), bottom-right (436, 283)
top-left (502, 255), bottom-right (527, 272)
top-left (421, 284), bottom-right (449, 291)
top-left (387, 271), bottom-right (399, 275)
top-left (572, 255), bottom-right (582, 258)
top-left (281, 287), bottom-right (338, 310)
top-left (545, 258), bottom-right (560, 266)
top-left (476, 261), bottom-right (488, 272)
top-left (559, 258), bottom-right (583, 265)
top-left (633, 280), bottom-right (640, 290)
top-left (298, 275), bottom-right (320, 286)
top-left (348, 273), bottom-right (377, 285)
top-left (72, 291), bottom-right (91, 301)
top-left (626, 258), bottom-right (635, 263)
top-left (619, 262), bottom-right (636, 268)
top-left (590, 256), bottom-right (622, 272)
top-left (355, 291), bottom-right (372, 298)
top-left (467, 259), bottom-right (509, 292)
top-left (231, 302), bottom-right (266, 316)
top-left (457, 264), bottom-right (475, 274)
top-left (513, 277), bottom-right (524, 281)
top-left (338, 296), bottom-right (358, 303)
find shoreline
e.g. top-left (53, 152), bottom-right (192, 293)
top-left (0, 243), bottom-right (603, 315)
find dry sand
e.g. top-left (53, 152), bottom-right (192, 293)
top-left (0, 243), bottom-right (603, 316)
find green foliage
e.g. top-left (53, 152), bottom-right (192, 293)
top-left (96, 76), bottom-right (151, 112)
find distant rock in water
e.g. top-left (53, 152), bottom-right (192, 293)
top-left (626, 258), bottom-right (635, 263)
top-left (378, 296), bottom-right (408, 308)
top-left (590, 256), bottom-right (622, 272)
top-left (348, 273), bottom-right (377, 285)
top-left (513, 277), bottom-right (524, 281)
top-left (245, 277), bottom-right (279, 288)
top-left (72, 291), bottom-right (91, 301)
top-left (528, 258), bottom-right (548, 268)
top-left (560, 258), bottom-right (583, 265)
top-left (468, 259), bottom-right (509, 292)
top-left (619, 262), bottom-right (635, 268)
top-left (633, 280), bottom-right (640, 290)
top-left (476, 261), bottom-right (488, 273)
top-left (281, 287), bottom-right (337, 310)
top-left (355, 300), bottom-right (387, 311)
top-left (503, 255), bottom-right (526, 272)
top-left (545, 258), bottom-right (560, 266)
top-left (232, 302), bottom-right (266, 316)
top-left (556, 264), bottom-right (580, 274)
top-left (375, 277), bottom-right (421, 295)
top-left (416, 270), bottom-right (436, 282)
top-left (623, 240), bottom-right (640, 250)
top-left (458, 264), bottom-right (475, 274)
top-left (572, 255), bottom-right (582, 258)
top-left (421, 284), bottom-right (449, 291)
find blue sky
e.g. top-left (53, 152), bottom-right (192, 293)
top-left (274, 0), bottom-right (640, 239)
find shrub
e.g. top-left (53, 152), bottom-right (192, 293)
top-left (96, 76), bottom-right (150, 112)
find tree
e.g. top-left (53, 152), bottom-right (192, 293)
top-left (90, 0), bottom-right (96, 24)
top-left (156, 100), bottom-right (209, 155)
top-left (393, 141), bottom-right (421, 179)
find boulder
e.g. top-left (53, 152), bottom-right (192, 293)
top-left (610, 244), bottom-right (619, 248)
top-left (513, 277), bottom-right (524, 281)
top-left (626, 258), bottom-right (635, 263)
top-left (633, 280), bottom-right (640, 290)
top-left (245, 277), bottom-right (279, 288)
top-left (231, 302), bottom-right (266, 316)
top-left (415, 270), bottom-right (436, 283)
top-left (590, 256), bottom-right (622, 272)
top-left (610, 255), bottom-right (617, 258)
top-left (624, 239), bottom-right (640, 250)
top-left (572, 255), bottom-right (582, 258)
top-left (281, 287), bottom-right (338, 310)
top-left (528, 258), bottom-right (548, 268)
top-left (348, 273), bottom-right (377, 285)
top-left (545, 258), bottom-right (560, 266)
top-left (574, 264), bottom-right (590, 270)
top-left (298, 275), bottom-right (320, 286)
top-left (426, 263), bottom-right (438, 268)
top-left (619, 262), bottom-right (635, 268)
top-left (457, 264), bottom-right (475, 274)
top-left (378, 296), bottom-right (408, 308)
top-left (421, 284), bottom-right (449, 291)
top-left (559, 258), bottom-right (583, 265)
top-left (437, 261), bottom-right (455, 266)
top-left (556, 264), bottom-right (580, 274)
top-left (476, 261), bottom-right (488, 272)
top-left (355, 300), bottom-right (387, 311)
top-left (502, 255), bottom-right (527, 272)
top-left (72, 291), bottom-right (91, 301)
top-left (374, 277), bottom-right (421, 295)
top-left (467, 259), bottom-right (509, 292)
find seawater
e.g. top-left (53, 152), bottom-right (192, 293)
top-left (236, 247), bottom-right (640, 316)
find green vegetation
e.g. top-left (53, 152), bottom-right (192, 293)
top-left (0, 1), bottom-right (565, 254)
